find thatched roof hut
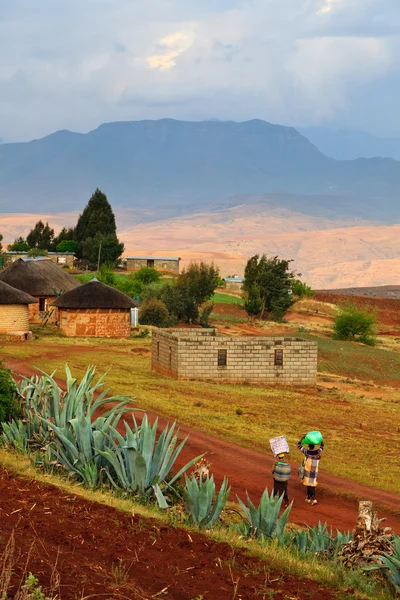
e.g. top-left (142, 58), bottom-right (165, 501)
top-left (0, 279), bottom-right (37, 334)
top-left (51, 279), bottom-right (137, 338)
top-left (0, 258), bottom-right (79, 296)
top-left (0, 258), bottom-right (80, 324)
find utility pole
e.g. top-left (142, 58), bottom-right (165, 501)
top-left (97, 242), bottom-right (102, 272)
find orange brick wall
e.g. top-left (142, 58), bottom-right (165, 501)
top-left (0, 305), bottom-right (30, 333)
top-left (58, 308), bottom-right (131, 338)
top-left (28, 296), bottom-right (58, 325)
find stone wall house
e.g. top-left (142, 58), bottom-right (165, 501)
top-left (126, 256), bottom-right (180, 274)
top-left (51, 279), bottom-right (138, 338)
top-left (3, 252), bottom-right (75, 267)
top-left (0, 279), bottom-right (37, 338)
top-left (223, 276), bottom-right (244, 292)
top-left (152, 328), bottom-right (318, 385)
top-left (0, 258), bottom-right (79, 324)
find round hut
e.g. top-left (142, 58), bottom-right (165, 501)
top-left (0, 279), bottom-right (38, 337)
top-left (51, 279), bottom-right (137, 338)
top-left (0, 258), bottom-right (80, 325)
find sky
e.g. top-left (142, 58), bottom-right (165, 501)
top-left (0, 0), bottom-right (399, 142)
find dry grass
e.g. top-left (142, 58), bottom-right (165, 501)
top-left (1, 334), bottom-right (400, 493)
top-left (294, 298), bottom-right (338, 317)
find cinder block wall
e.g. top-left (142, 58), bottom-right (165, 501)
top-left (58, 308), bottom-right (131, 338)
top-left (0, 305), bottom-right (30, 333)
top-left (151, 329), bottom-right (180, 377)
top-left (151, 329), bottom-right (318, 385)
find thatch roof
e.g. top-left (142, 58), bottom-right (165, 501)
top-left (0, 259), bottom-right (79, 297)
top-left (0, 279), bottom-right (38, 305)
top-left (51, 279), bottom-right (137, 309)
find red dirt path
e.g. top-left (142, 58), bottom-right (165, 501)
top-left (1, 468), bottom-right (345, 600)
top-left (4, 356), bottom-right (400, 536)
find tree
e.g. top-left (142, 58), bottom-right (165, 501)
top-left (27, 248), bottom-right (48, 258)
top-left (27, 220), bottom-right (55, 250)
top-left (292, 279), bottom-right (315, 299)
top-left (53, 227), bottom-right (76, 250)
top-left (244, 283), bottom-right (263, 316)
top-left (0, 234), bottom-right (3, 256)
top-left (56, 239), bottom-right (80, 254)
top-left (75, 188), bottom-right (117, 242)
top-left (333, 303), bottom-right (377, 346)
top-left (134, 267), bottom-right (161, 285)
top-left (243, 254), bottom-right (296, 320)
top-left (139, 298), bottom-right (170, 327)
top-left (170, 262), bottom-right (219, 324)
top-left (81, 233), bottom-right (124, 267)
top-left (8, 237), bottom-right (30, 252)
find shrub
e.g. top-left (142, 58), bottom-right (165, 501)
top-left (134, 267), bottom-right (161, 285)
top-left (199, 302), bottom-right (214, 327)
top-left (244, 284), bottom-right (263, 316)
top-left (139, 297), bottom-right (170, 327)
top-left (333, 303), bottom-right (377, 345)
top-left (292, 279), bottom-right (315, 298)
top-left (0, 362), bottom-right (18, 428)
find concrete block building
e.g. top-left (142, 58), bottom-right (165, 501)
top-left (126, 256), bottom-right (180, 274)
top-left (52, 279), bottom-right (137, 338)
top-left (3, 251), bottom-right (75, 267)
top-left (152, 329), bottom-right (318, 385)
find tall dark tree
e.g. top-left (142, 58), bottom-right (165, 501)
top-left (53, 227), bottom-right (75, 247)
top-left (243, 254), bottom-right (297, 320)
top-left (26, 220), bottom-right (55, 250)
top-left (81, 233), bottom-right (124, 267)
top-left (0, 233), bottom-right (3, 254)
top-left (75, 189), bottom-right (117, 242)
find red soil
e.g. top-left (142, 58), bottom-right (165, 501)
top-left (3, 357), bottom-right (400, 537)
top-left (316, 292), bottom-right (400, 329)
top-left (0, 468), bottom-right (345, 600)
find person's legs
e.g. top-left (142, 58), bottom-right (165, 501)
top-left (308, 486), bottom-right (317, 505)
top-left (273, 480), bottom-right (285, 498)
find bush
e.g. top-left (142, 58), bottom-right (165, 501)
top-left (292, 279), bottom-right (315, 298)
top-left (333, 303), bottom-right (377, 345)
top-left (139, 297), bottom-right (170, 327)
top-left (0, 362), bottom-right (18, 428)
top-left (134, 267), bottom-right (161, 285)
top-left (244, 284), bottom-right (263, 316)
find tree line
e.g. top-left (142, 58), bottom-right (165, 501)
top-left (2, 188), bottom-right (124, 266)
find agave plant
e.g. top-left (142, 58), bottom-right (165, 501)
top-left (363, 535), bottom-right (400, 594)
top-left (17, 365), bottom-right (134, 448)
top-left (98, 414), bottom-right (203, 507)
top-left (0, 419), bottom-right (28, 453)
top-left (183, 474), bottom-right (230, 528)
top-left (290, 522), bottom-right (352, 556)
top-left (237, 488), bottom-right (292, 541)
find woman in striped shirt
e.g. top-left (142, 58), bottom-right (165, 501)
top-left (298, 436), bottom-right (324, 506)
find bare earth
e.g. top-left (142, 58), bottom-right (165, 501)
top-left (2, 205), bottom-right (400, 288)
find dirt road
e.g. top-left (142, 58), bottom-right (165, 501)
top-left (4, 356), bottom-right (400, 534)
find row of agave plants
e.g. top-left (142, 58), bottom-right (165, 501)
top-left (0, 366), bottom-right (398, 595)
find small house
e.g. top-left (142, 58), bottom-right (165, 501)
top-left (126, 256), bottom-right (180, 274)
top-left (51, 279), bottom-right (138, 338)
top-left (3, 251), bottom-right (75, 267)
top-left (223, 276), bottom-right (244, 292)
top-left (0, 279), bottom-right (37, 338)
top-left (0, 258), bottom-right (80, 324)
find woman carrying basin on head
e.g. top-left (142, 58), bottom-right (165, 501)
top-left (298, 431), bottom-right (324, 506)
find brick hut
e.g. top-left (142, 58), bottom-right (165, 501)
top-left (51, 279), bottom-right (137, 338)
top-left (0, 279), bottom-right (38, 338)
top-left (0, 258), bottom-right (79, 325)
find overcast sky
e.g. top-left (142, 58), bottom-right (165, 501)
top-left (0, 0), bottom-right (399, 142)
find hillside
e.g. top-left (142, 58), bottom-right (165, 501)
top-left (1, 119), bottom-right (400, 217)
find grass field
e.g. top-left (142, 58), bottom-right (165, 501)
top-left (212, 292), bottom-right (244, 305)
top-left (1, 333), bottom-right (399, 493)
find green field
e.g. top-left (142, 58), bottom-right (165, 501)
top-left (212, 292), bottom-right (244, 305)
top-left (1, 332), bottom-right (399, 494)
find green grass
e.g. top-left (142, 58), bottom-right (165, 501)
top-left (1, 335), bottom-right (400, 494)
top-left (0, 450), bottom-right (391, 600)
top-left (212, 292), bottom-right (244, 305)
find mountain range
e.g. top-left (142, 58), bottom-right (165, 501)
top-left (1, 119), bottom-right (400, 219)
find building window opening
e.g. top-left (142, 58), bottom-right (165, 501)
top-left (162, 263), bottom-right (167, 269)
top-left (147, 259), bottom-right (155, 268)
top-left (218, 349), bottom-right (227, 366)
top-left (274, 349), bottom-right (284, 367)
top-left (39, 297), bottom-right (47, 312)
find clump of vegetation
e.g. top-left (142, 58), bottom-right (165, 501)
top-left (139, 297), bottom-right (171, 327)
top-left (333, 302), bottom-right (377, 345)
top-left (183, 474), bottom-right (230, 528)
top-left (243, 254), bottom-right (296, 321)
top-left (292, 279), bottom-right (315, 298)
top-left (134, 266), bottom-right (161, 285)
top-left (0, 361), bottom-right (18, 429)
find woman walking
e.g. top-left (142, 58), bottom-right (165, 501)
top-left (298, 434), bottom-right (324, 505)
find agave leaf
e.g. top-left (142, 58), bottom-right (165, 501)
top-left (153, 484), bottom-right (169, 509)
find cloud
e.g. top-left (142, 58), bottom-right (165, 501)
top-left (0, 0), bottom-right (399, 141)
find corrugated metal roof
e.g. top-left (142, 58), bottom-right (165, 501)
top-left (4, 251), bottom-right (75, 255)
top-left (126, 256), bottom-right (181, 261)
top-left (224, 277), bottom-right (244, 283)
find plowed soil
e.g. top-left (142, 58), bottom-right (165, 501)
top-left (315, 292), bottom-right (400, 329)
top-left (0, 468), bottom-right (345, 600)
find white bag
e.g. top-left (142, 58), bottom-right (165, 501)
top-left (269, 435), bottom-right (289, 457)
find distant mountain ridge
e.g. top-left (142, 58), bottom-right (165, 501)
top-left (1, 118), bottom-right (400, 219)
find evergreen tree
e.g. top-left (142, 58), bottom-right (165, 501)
top-left (0, 233), bottom-right (2, 254)
top-left (81, 233), bottom-right (124, 267)
top-left (75, 188), bottom-right (117, 242)
top-left (56, 239), bottom-right (80, 254)
top-left (243, 254), bottom-right (296, 320)
top-left (7, 237), bottom-right (30, 252)
top-left (53, 227), bottom-right (75, 248)
top-left (27, 220), bottom-right (55, 250)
